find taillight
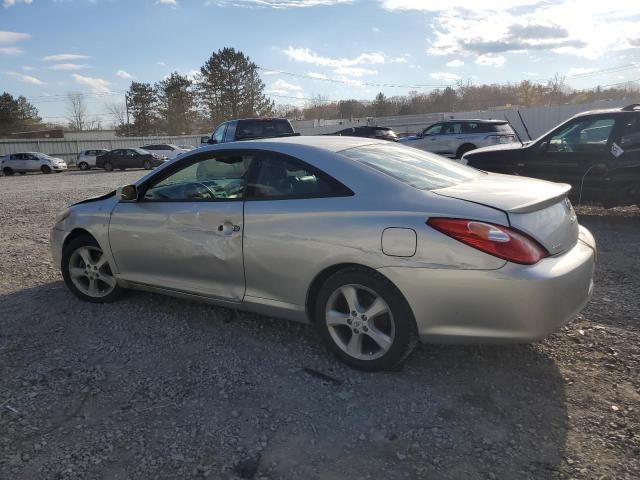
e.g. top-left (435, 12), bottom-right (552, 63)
top-left (426, 218), bottom-right (548, 265)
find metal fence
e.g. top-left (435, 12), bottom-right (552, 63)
top-left (2, 99), bottom-right (637, 165)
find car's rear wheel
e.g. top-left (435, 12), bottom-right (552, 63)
top-left (456, 143), bottom-right (477, 159)
top-left (315, 267), bottom-right (418, 371)
top-left (78, 162), bottom-right (89, 171)
top-left (143, 160), bottom-right (152, 170)
top-left (62, 235), bottom-right (124, 303)
top-left (103, 162), bottom-right (113, 172)
top-left (41, 165), bottom-right (51, 174)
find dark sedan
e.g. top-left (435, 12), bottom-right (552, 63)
top-left (96, 148), bottom-right (167, 172)
top-left (333, 126), bottom-right (399, 142)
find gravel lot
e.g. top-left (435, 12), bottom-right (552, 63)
top-left (1, 170), bottom-right (639, 480)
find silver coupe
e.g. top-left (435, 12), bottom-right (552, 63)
top-left (50, 137), bottom-right (596, 370)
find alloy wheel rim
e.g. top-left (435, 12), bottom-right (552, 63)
top-left (68, 246), bottom-right (117, 298)
top-left (325, 283), bottom-right (395, 361)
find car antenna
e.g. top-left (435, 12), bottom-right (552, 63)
top-left (517, 110), bottom-right (533, 141)
top-left (504, 113), bottom-right (524, 146)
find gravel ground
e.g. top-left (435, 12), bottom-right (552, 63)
top-left (1, 170), bottom-right (639, 480)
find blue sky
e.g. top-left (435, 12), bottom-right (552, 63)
top-left (1, 0), bottom-right (639, 125)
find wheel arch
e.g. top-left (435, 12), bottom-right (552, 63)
top-left (456, 143), bottom-right (477, 158)
top-left (62, 228), bottom-right (96, 252)
top-left (305, 262), bottom-right (414, 324)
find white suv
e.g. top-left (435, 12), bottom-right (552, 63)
top-left (140, 144), bottom-right (189, 159)
top-left (77, 149), bottom-right (109, 170)
top-left (398, 119), bottom-right (517, 158)
top-left (1, 152), bottom-right (67, 175)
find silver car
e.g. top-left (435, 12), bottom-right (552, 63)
top-left (398, 119), bottom-right (518, 158)
top-left (50, 137), bottom-right (596, 371)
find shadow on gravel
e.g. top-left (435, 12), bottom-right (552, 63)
top-left (1, 282), bottom-right (568, 480)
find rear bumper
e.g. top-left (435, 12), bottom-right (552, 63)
top-left (378, 227), bottom-right (596, 343)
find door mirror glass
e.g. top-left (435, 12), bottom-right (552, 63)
top-left (119, 184), bottom-right (138, 201)
top-left (200, 136), bottom-right (210, 144)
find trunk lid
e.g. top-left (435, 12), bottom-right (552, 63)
top-left (434, 173), bottom-right (579, 256)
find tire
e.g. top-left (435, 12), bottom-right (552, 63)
top-left (103, 162), bottom-right (113, 172)
top-left (456, 143), bottom-right (477, 159)
top-left (78, 162), bottom-right (89, 171)
top-left (314, 267), bottom-right (418, 371)
top-left (41, 165), bottom-right (51, 174)
top-left (143, 160), bottom-right (152, 170)
top-left (19, 172), bottom-right (26, 175)
top-left (61, 234), bottom-right (124, 303)
top-left (2, 167), bottom-right (14, 176)
top-left (119, 167), bottom-right (126, 171)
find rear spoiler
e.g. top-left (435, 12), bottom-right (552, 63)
top-left (508, 183), bottom-right (572, 213)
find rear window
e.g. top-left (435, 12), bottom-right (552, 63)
top-left (236, 120), bottom-right (293, 140)
top-left (489, 123), bottom-right (515, 134)
top-left (339, 143), bottom-right (481, 190)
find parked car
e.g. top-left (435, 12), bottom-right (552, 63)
top-left (399, 119), bottom-right (517, 158)
top-left (1, 152), bottom-right (67, 175)
top-left (140, 144), bottom-right (190, 159)
top-left (201, 117), bottom-right (297, 144)
top-left (96, 148), bottom-right (166, 172)
top-left (77, 149), bottom-right (109, 171)
top-left (332, 126), bottom-right (399, 141)
top-left (51, 137), bottom-right (595, 371)
top-left (177, 145), bottom-right (195, 150)
top-left (462, 104), bottom-right (640, 207)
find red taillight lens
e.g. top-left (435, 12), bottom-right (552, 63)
top-left (426, 218), bottom-right (548, 265)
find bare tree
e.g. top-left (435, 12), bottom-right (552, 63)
top-left (66, 92), bottom-right (87, 131)
top-left (105, 101), bottom-right (127, 126)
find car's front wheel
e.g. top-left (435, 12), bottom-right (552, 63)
top-left (2, 167), bottom-right (14, 176)
top-left (41, 165), bottom-right (51, 174)
top-left (143, 160), bottom-right (152, 170)
top-left (78, 162), bottom-right (89, 171)
top-left (61, 235), bottom-right (124, 303)
top-left (315, 267), bottom-right (418, 371)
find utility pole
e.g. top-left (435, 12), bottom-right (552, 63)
top-left (125, 94), bottom-right (130, 126)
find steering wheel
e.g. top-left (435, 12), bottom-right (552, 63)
top-left (183, 182), bottom-right (217, 200)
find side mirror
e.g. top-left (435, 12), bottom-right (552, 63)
top-left (118, 184), bottom-right (138, 201)
top-left (539, 141), bottom-right (549, 152)
top-left (200, 136), bottom-right (211, 144)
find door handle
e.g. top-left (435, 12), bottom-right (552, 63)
top-left (218, 222), bottom-right (241, 235)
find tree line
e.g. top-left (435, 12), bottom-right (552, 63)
top-left (278, 77), bottom-right (640, 121)
top-left (0, 93), bottom-right (43, 136)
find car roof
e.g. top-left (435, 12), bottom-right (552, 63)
top-left (441, 119), bottom-right (507, 124)
top-left (244, 135), bottom-right (385, 152)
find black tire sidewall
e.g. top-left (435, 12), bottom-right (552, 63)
top-left (456, 144), bottom-right (476, 159)
top-left (3, 168), bottom-right (13, 176)
top-left (41, 165), bottom-right (51, 174)
top-left (143, 160), bottom-right (152, 170)
top-left (61, 235), bottom-right (124, 303)
top-left (314, 267), bottom-right (418, 371)
top-left (79, 162), bottom-right (89, 170)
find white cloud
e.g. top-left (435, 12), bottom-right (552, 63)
top-left (446, 59), bottom-right (464, 67)
top-left (157, 0), bottom-right (177, 6)
top-left (566, 67), bottom-right (596, 77)
top-left (391, 57), bottom-right (408, 63)
top-left (268, 78), bottom-right (304, 95)
top-left (307, 71), bottom-right (328, 79)
top-left (2, 0), bottom-right (32, 7)
top-left (207, 0), bottom-right (352, 7)
top-left (157, 61), bottom-right (167, 66)
top-left (333, 66), bottom-right (377, 77)
top-left (72, 74), bottom-right (110, 93)
top-left (4, 71), bottom-right (45, 85)
top-left (476, 54), bottom-right (506, 66)
top-left (430, 71), bottom-right (461, 82)
top-left (523, 71), bottom-right (539, 76)
top-left (371, 27), bottom-right (380, 33)
top-left (116, 69), bottom-right (134, 79)
top-left (381, 1), bottom-right (640, 60)
top-left (42, 53), bottom-right (91, 61)
top-left (49, 63), bottom-right (90, 71)
top-left (283, 46), bottom-right (385, 68)
top-left (0, 47), bottom-right (22, 55)
top-left (0, 31), bottom-right (30, 43)
top-left (22, 65), bottom-right (35, 71)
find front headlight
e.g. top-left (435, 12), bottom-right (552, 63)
top-left (55, 208), bottom-right (70, 224)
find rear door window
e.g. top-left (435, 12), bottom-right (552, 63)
top-left (340, 143), bottom-right (481, 190)
top-left (548, 117), bottom-right (615, 153)
top-left (617, 116), bottom-right (640, 151)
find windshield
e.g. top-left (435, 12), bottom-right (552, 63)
top-left (339, 143), bottom-right (482, 190)
top-left (235, 120), bottom-right (293, 140)
top-left (491, 123), bottom-right (515, 134)
top-left (134, 148), bottom-right (151, 155)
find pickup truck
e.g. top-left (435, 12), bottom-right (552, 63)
top-left (201, 118), bottom-right (297, 144)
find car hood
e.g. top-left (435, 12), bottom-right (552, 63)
top-left (464, 141), bottom-right (533, 156)
top-left (398, 135), bottom-right (421, 142)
